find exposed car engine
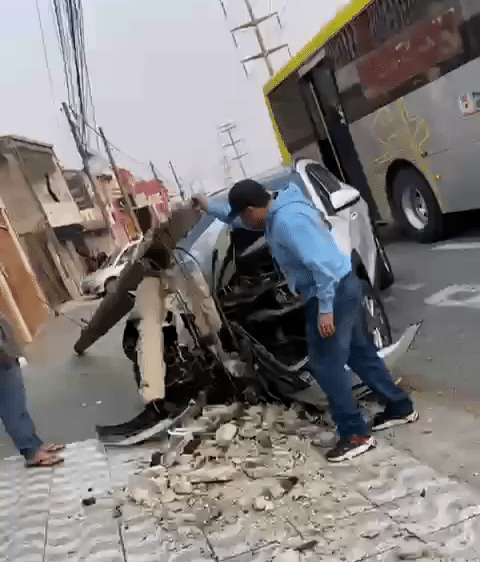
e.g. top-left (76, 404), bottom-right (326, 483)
top-left (122, 227), bottom-right (313, 412)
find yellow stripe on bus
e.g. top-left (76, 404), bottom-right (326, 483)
top-left (263, 0), bottom-right (372, 95)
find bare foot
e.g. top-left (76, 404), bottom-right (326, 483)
top-left (42, 444), bottom-right (65, 453)
top-left (26, 450), bottom-right (64, 468)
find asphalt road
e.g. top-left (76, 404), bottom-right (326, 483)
top-left (379, 211), bottom-right (480, 398)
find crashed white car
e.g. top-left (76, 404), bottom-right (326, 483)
top-left (182, 160), bottom-right (394, 345)
top-left (92, 161), bottom-right (418, 444)
top-left (142, 160), bottom-right (415, 407)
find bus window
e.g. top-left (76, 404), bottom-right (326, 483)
top-left (267, 76), bottom-right (317, 155)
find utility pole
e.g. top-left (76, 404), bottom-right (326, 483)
top-left (220, 155), bottom-right (233, 186)
top-left (168, 160), bottom-right (185, 201)
top-left (149, 161), bottom-right (163, 186)
top-left (220, 0), bottom-right (291, 78)
top-left (98, 127), bottom-right (142, 238)
top-left (218, 122), bottom-right (248, 179)
top-left (62, 102), bottom-right (115, 240)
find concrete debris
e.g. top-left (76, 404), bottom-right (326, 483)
top-left (171, 475), bottom-right (193, 495)
top-left (215, 423), bottom-right (238, 447)
top-left (126, 402), bottom-right (330, 537)
top-left (272, 549), bottom-right (301, 562)
top-left (239, 421), bottom-right (258, 438)
top-left (253, 496), bottom-right (275, 511)
top-left (311, 431), bottom-right (336, 448)
top-left (397, 545), bottom-right (436, 560)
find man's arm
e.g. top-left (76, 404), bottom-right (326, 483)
top-left (192, 195), bottom-right (234, 225)
top-left (191, 195), bottom-right (261, 231)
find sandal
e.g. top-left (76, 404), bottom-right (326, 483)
top-left (26, 451), bottom-right (64, 468)
top-left (42, 444), bottom-right (65, 453)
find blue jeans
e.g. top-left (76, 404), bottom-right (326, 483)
top-left (0, 361), bottom-right (43, 460)
top-left (306, 272), bottom-right (412, 438)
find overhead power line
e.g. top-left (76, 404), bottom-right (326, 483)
top-left (52, 0), bottom-right (98, 149)
top-left (67, 106), bottom-right (151, 169)
top-left (36, 0), bottom-right (56, 105)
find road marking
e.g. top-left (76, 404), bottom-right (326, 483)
top-left (425, 284), bottom-right (480, 308)
top-left (433, 242), bottom-right (480, 251)
top-left (396, 283), bottom-right (425, 291)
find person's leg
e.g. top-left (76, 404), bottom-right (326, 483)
top-left (305, 279), bottom-right (372, 447)
top-left (345, 275), bottom-right (417, 430)
top-left (0, 361), bottom-right (43, 461)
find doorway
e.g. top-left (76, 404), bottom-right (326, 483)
top-left (301, 60), bottom-right (379, 220)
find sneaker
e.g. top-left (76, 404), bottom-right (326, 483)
top-left (371, 409), bottom-right (419, 432)
top-left (326, 435), bottom-right (376, 463)
top-left (96, 400), bottom-right (178, 446)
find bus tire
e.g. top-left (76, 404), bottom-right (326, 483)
top-left (391, 167), bottom-right (444, 243)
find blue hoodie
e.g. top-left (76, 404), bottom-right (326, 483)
top-left (208, 183), bottom-right (351, 313)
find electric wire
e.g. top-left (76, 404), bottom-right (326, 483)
top-left (36, 0), bottom-right (56, 106)
top-left (52, 0), bottom-right (97, 150)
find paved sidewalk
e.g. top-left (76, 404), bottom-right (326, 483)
top-left (1, 430), bottom-right (480, 562)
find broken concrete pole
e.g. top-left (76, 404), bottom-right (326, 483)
top-left (215, 423), bottom-right (238, 448)
top-left (136, 276), bottom-right (167, 402)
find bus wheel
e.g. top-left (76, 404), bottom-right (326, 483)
top-left (392, 167), bottom-right (444, 243)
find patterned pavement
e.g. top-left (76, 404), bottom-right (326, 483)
top-left (1, 436), bottom-right (479, 562)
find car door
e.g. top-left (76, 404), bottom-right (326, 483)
top-left (296, 160), bottom-right (376, 285)
top-left (295, 160), bottom-right (352, 256)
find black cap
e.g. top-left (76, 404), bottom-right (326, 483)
top-left (228, 179), bottom-right (270, 219)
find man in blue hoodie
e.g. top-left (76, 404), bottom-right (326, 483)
top-left (193, 178), bottom-right (417, 462)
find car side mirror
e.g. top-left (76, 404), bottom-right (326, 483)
top-left (330, 188), bottom-right (361, 212)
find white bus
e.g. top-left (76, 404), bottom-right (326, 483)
top-left (264, 0), bottom-right (480, 242)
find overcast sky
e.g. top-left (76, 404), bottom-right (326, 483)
top-left (1, 0), bottom-right (345, 193)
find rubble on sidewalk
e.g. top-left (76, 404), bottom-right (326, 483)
top-left (125, 402), bottom-right (341, 551)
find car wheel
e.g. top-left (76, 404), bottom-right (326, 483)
top-left (392, 167), bottom-right (444, 243)
top-left (374, 237), bottom-right (395, 291)
top-left (360, 279), bottom-right (392, 350)
top-left (104, 277), bottom-right (118, 295)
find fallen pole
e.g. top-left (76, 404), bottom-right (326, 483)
top-left (74, 204), bottom-right (200, 355)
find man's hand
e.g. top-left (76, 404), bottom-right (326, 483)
top-left (318, 313), bottom-right (335, 339)
top-left (191, 195), bottom-right (209, 213)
